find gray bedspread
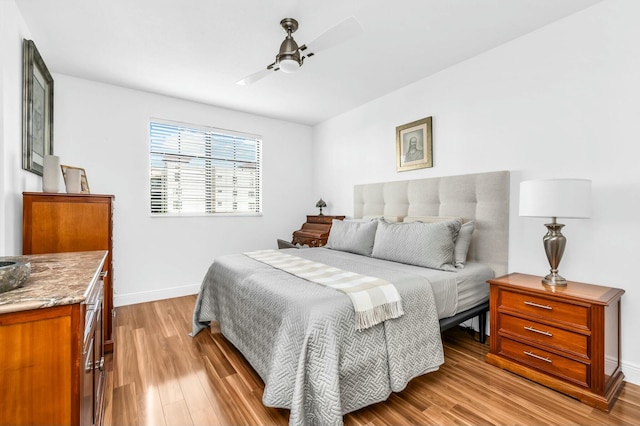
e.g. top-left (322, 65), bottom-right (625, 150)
top-left (192, 248), bottom-right (444, 425)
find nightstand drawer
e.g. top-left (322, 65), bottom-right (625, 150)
top-left (500, 290), bottom-right (588, 328)
top-left (500, 314), bottom-right (588, 357)
top-left (499, 338), bottom-right (588, 387)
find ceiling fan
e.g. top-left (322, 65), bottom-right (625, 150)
top-left (236, 16), bottom-right (363, 86)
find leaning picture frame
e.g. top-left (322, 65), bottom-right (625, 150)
top-left (60, 165), bottom-right (91, 194)
top-left (396, 116), bottom-right (433, 172)
top-left (22, 39), bottom-right (54, 176)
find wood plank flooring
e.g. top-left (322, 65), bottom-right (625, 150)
top-left (104, 295), bottom-right (640, 425)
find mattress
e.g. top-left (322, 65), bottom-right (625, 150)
top-left (411, 261), bottom-right (493, 319)
top-left (313, 248), bottom-right (494, 319)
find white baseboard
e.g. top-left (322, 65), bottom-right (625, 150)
top-left (622, 359), bottom-right (640, 386)
top-left (114, 284), bottom-right (200, 307)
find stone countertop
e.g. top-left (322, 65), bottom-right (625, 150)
top-left (0, 250), bottom-right (107, 315)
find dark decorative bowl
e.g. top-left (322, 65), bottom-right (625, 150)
top-left (0, 259), bottom-right (31, 294)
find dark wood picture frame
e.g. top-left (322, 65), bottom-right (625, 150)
top-left (396, 116), bottom-right (433, 172)
top-left (22, 39), bottom-right (54, 176)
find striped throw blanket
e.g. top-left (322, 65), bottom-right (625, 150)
top-left (244, 249), bottom-right (404, 330)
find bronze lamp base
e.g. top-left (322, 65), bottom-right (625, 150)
top-left (542, 218), bottom-right (567, 286)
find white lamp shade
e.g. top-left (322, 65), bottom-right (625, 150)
top-left (279, 58), bottom-right (300, 73)
top-left (519, 179), bottom-right (591, 219)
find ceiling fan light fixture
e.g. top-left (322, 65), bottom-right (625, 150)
top-left (276, 31), bottom-right (302, 73)
top-left (237, 16), bottom-right (363, 85)
top-left (278, 56), bottom-right (301, 73)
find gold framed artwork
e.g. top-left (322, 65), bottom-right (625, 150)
top-left (60, 165), bottom-right (91, 194)
top-left (22, 39), bottom-right (54, 176)
top-left (396, 116), bottom-right (432, 172)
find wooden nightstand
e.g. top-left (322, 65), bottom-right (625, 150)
top-left (486, 273), bottom-right (625, 411)
top-left (291, 215), bottom-right (345, 247)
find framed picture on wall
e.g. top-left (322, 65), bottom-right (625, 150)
top-left (22, 39), bottom-right (54, 176)
top-left (396, 116), bottom-right (432, 172)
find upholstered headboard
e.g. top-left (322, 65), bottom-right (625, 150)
top-left (353, 170), bottom-right (510, 277)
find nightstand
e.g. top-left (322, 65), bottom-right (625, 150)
top-left (486, 273), bottom-right (625, 411)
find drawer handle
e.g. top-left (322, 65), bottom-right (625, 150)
top-left (524, 301), bottom-right (553, 310)
top-left (524, 326), bottom-right (553, 337)
top-left (524, 351), bottom-right (552, 363)
top-left (94, 356), bottom-right (105, 371)
top-left (84, 340), bottom-right (95, 372)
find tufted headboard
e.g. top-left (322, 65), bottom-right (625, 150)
top-left (353, 170), bottom-right (510, 277)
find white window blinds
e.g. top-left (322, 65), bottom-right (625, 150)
top-left (150, 120), bottom-right (262, 215)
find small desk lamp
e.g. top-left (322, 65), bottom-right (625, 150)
top-left (316, 198), bottom-right (327, 216)
top-left (519, 178), bottom-right (591, 286)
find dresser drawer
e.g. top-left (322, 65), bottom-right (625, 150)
top-left (499, 314), bottom-right (588, 357)
top-left (499, 338), bottom-right (589, 387)
top-left (500, 290), bottom-right (589, 328)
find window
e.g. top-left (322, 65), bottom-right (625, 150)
top-left (150, 120), bottom-right (262, 215)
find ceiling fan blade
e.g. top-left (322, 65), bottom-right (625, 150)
top-left (236, 67), bottom-right (276, 86)
top-left (302, 17), bottom-right (363, 56)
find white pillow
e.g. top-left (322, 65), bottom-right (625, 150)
top-left (326, 219), bottom-right (378, 256)
top-left (454, 221), bottom-right (475, 268)
top-left (371, 220), bottom-right (460, 271)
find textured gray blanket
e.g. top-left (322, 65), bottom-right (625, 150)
top-left (192, 248), bottom-right (444, 425)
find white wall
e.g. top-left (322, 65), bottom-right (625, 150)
top-left (312, 0), bottom-right (640, 384)
top-left (51, 75), bottom-right (314, 305)
top-left (0, 0), bottom-right (41, 255)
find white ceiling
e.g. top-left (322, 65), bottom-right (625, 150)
top-left (15, 0), bottom-right (601, 126)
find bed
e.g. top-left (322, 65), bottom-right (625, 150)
top-left (192, 170), bottom-right (510, 425)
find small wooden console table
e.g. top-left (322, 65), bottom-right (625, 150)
top-left (292, 215), bottom-right (345, 247)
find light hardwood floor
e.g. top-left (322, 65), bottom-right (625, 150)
top-left (103, 295), bottom-right (640, 425)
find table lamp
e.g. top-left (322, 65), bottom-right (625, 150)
top-left (519, 178), bottom-right (591, 286)
top-left (316, 198), bottom-right (327, 216)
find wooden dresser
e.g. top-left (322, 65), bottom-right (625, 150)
top-left (0, 251), bottom-right (107, 426)
top-left (292, 215), bottom-right (345, 247)
top-left (22, 192), bottom-right (115, 352)
top-left (486, 273), bottom-right (625, 411)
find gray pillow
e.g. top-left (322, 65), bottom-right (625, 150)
top-left (326, 219), bottom-right (378, 256)
top-left (403, 215), bottom-right (462, 224)
top-left (454, 221), bottom-right (475, 268)
top-left (363, 215), bottom-right (403, 223)
top-left (371, 220), bottom-right (460, 271)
